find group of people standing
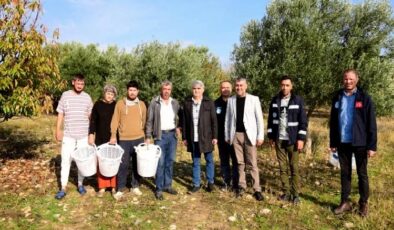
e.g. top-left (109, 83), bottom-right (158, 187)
top-left (54, 68), bottom-right (377, 217)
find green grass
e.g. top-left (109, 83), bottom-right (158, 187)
top-left (0, 115), bottom-right (393, 229)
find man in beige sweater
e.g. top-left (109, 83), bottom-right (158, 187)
top-left (110, 80), bottom-right (147, 200)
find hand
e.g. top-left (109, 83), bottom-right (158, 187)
top-left (56, 130), bottom-right (63, 142)
top-left (367, 150), bottom-right (376, 158)
top-left (212, 139), bottom-right (218, 145)
top-left (183, 140), bottom-right (188, 146)
top-left (225, 140), bottom-right (230, 144)
top-left (297, 140), bottom-right (304, 152)
top-left (269, 139), bottom-right (275, 148)
top-left (256, 139), bottom-right (264, 147)
top-left (88, 134), bottom-right (95, 145)
top-left (330, 147), bottom-right (337, 152)
top-left (109, 137), bottom-right (117, 145)
top-left (176, 128), bottom-right (181, 137)
top-left (145, 138), bottom-right (151, 144)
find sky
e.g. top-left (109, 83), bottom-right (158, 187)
top-left (41, 0), bottom-right (394, 67)
top-left (41, 0), bottom-right (269, 66)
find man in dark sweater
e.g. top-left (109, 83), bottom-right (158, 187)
top-left (214, 81), bottom-right (238, 191)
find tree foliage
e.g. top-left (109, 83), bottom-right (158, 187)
top-left (233, 0), bottom-right (394, 116)
top-left (0, 0), bottom-right (65, 120)
top-left (58, 41), bottom-right (227, 102)
top-left (58, 42), bottom-right (113, 100)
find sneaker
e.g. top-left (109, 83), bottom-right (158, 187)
top-left (278, 194), bottom-right (292, 202)
top-left (155, 192), bottom-right (164, 200)
top-left (254, 191), bottom-right (264, 201)
top-left (164, 188), bottom-right (178, 195)
top-left (207, 183), bottom-right (215, 192)
top-left (113, 191), bottom-right (124, 201)
top-left (77, 185), bottom-right (87, 195)
top-left (97, 188), bottom-right (105, 198)
top-left (188, 186), bottom-right (200, 194)
top-left (55, 190), bottom-right (66, 200)
top-left (132, 187), bottom-right (142, 196)
top-left (293, 196), bottom-right (301, 205)
top-left (235, 188), bottom-right (244, 198)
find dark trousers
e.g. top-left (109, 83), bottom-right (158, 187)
top-left (338, 143), bottom-right (369, 204)
top-left (117, 138), bottom-right (144, 190)
top-left (275, 140), bottom-right (300, 196)
top-left (218, 140), bottom-right (238, 189)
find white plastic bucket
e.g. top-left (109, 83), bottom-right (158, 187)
top-left (329, 151), bottom-right (356, 170)
top-left (96, 143), bottom-right (124, 177)
top-left (135, 143), bottom-right (161, 177)
top-left (72, 145), bottom-right (97, 177)
top-left (329, 151), bottom-right (340, 168)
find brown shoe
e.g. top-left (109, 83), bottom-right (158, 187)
top-left (359, 203), bottom-right (368, 217)
top-left (334, 201), bottom-right (352, 215)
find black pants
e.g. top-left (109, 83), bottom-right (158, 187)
top-left (217, 141), bottom-right (239, 189)
top-left (338, 143), bottom-right (369, 204)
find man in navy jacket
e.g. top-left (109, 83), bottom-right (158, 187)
top-left (267, 75), bottom-right (307, 204)
top-left (330, 69), bottom-right (377, 217)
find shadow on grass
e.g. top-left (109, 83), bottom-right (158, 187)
top-left (0, 127), bottom-right (51, 160)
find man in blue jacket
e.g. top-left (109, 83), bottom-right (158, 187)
top-left (330, 69), bottom-right (377, 217)
top-left (267, 75), bottom-right (307, 204)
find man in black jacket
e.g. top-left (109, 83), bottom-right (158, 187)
top-left (329, 69), bottom-right (377, 217)
top-left (182, 80), bottom-right (218, 193)
top-left (267, 75), bottom-right (307, 204)
top-left (215, 81), bottom-right (238, 191)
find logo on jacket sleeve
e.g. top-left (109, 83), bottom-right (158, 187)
top-left (355, 101), bottom-right (363, 109)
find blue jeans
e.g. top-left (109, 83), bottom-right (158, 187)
top-left (192, 142), bottom-right (214, 187)
top-left (154, 131), bottom-right (177, 192)
top-left (117, 138), bottom-right (144, 190)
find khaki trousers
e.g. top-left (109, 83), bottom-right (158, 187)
top-left (233, 132), bottom-right (261, 192)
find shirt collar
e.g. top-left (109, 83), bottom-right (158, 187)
top-left (160, 96), bottom-right (172, 104)
top-left (192, 97), bottom-right (201, 105)
top-left (343, 87), bottom-right (357, 96)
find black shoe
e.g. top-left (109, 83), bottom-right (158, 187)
top-left (359, 202), bottom-right (368, 217)
top-left (254, 191), bottom-right (264, 201)
top-left (164, 188), bottom-right (178, 195)
top-left (278, 194), bottom-right (291, 202)
top-left (293, 196), bottom-right (301, 205)
top-left (334, 201), bottom-right (352, 215)
top-left (207, 183), bottom-right (215, 192)
top-left (235, 188), bottom-right (244, 198)
top-left (188, 186), bottom-right (200, 194)
top-left (155, 192), bottom-right (164, 200)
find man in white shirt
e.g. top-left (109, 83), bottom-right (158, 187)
top-left (55, 74), bottom-right (93, 200)
top-left (146, 80), bottom-right (181, 200)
